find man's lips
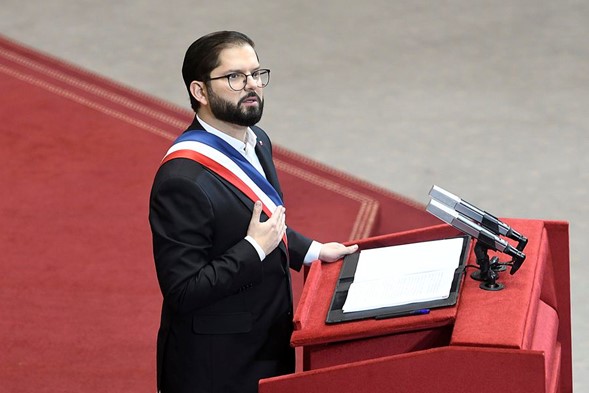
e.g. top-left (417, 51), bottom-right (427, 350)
top-left (240, 94), bottom-right (260, 106)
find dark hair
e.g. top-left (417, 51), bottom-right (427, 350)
top-left (182, 31), bottom-right (257, 112)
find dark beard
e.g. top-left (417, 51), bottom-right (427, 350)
top-left (207, 89), bottom-right (264, 127)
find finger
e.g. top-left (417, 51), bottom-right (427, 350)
top-left (250, 201), bottom-right (262, 223)
top-left (277, 208), bottom-right (286, 233)
top-left (270, 205), bottom-right (285, 223)
top-left (348, 244), bottom-right (359, 253)
top-left (279, 213), bottom-right (287, 235)
top-left (274, 207), bottom-right (287, 236)
top-left (338, 244), bottom-right (358, 257)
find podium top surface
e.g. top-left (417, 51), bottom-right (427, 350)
top-left (292, 219), bottom-right (570, 349)
top-left (292, 224), bottom-right (464, 346)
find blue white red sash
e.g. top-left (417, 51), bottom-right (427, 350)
top-left (161, 130), bottom-right (287, 247)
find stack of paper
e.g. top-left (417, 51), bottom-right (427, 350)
top-left (342, 237), bottom-right (465, 313)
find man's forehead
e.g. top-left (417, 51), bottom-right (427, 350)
top-left (216, 45), bottom-right (259, 70)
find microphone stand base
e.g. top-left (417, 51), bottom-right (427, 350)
top-left (480, 281), bottom-right (505, 291)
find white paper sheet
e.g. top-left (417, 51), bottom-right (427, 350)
top-left (342, 237), bottom-right (465, 313)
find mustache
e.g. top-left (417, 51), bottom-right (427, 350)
top-left (239, 92), bottom-right (262, 105)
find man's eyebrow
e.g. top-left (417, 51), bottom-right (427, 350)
top-left (222, 66), bottom-right (262, 74)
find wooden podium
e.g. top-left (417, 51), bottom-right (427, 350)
top-left (260, 219), bottom-right (572, 393)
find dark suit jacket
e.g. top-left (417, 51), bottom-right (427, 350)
top-left (149, 118), bottom-right (313, 393)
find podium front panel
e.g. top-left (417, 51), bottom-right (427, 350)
top-left (260, 346), bottom-right (546, 393)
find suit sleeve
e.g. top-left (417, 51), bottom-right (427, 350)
top-left (286, 228), bottom-right (313, 272)
top-left (149, 175), bottom-right (263, 315)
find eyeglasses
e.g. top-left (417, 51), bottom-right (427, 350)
top-left (206, 69), bottom-right (270, 91)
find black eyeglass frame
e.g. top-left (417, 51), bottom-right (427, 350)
top-left (206, 69), bottom-right (271, 91)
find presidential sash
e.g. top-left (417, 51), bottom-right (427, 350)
top-left (161, 130), bottom-right (287, 247)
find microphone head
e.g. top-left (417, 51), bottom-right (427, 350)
top-left (429, 185), bottom-right (460, 209)
top-left (426, 199), bottom-right (457, 225)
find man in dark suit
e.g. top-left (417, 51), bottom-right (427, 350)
top-left (149, 31), bottom-right (357, 393)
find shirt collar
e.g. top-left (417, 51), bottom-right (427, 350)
top-left (196, 115), bottom-right (258, 153)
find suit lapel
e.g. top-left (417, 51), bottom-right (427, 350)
top-left (253, 135), bottom-right (288, 258)
top-left (253, 137), bottom-right (283, 198)
top-left (256, 145), bottom-right (278, 186)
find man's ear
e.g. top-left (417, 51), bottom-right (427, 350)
top-left (190, 81), bottom-right (208, 106)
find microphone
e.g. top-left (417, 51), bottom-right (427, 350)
top-left (426, 199), bottom-right (526, 274)
top-left (429, 185), bottom-right (528, 251)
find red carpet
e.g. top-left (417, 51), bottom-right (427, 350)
top-left (0, 35), bottom-right (439, 392)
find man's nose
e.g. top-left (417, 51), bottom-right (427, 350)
top-left (244, 74), bottom-right (258, 90)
